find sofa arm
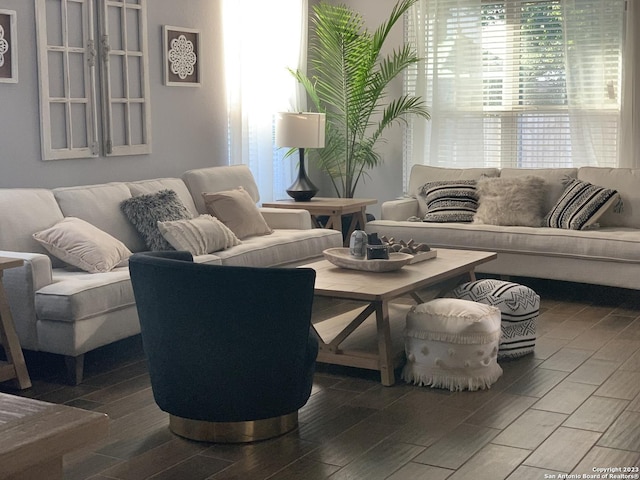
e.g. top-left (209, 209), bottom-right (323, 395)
top-left (381, 198), bottom-right (420, 221)
top-left (259, 207), bottom-right (313, 230)
top-left (0, 251), bottom-right (54, 351)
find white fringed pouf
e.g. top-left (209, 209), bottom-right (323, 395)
top-left (449, 279), bottom-right (539, 359)
top-left (402, 298), bottom-right (503, 391)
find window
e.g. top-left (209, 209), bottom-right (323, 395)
top-left (404, 0), bottom-right (626, 181)
top-left (222, 0), bottom-right (308, 203)
top-left (35, 0), bottom-right (151, 161)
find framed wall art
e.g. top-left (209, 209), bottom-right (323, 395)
top-left (0, 9), bottom-right (17, 83)
top-left (163, 25), bottom-right (200, 87)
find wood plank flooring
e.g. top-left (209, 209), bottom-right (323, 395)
top-left (1, 277), bottom-right (640, 479)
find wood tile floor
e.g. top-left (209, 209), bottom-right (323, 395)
top-left (2, 277), bottom-right (640, 480)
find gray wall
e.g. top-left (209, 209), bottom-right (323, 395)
top-left (0, 0), bottom-right (228, 189)
top-left (0, 0), bottom-right (403, 217)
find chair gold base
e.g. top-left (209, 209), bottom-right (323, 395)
top-left (169, 411), bottom-right (299, 443)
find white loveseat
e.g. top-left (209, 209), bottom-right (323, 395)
top-left (366, 165), bottom-right (640, 291)
top-left (0, 165), bottom-right (342, 384)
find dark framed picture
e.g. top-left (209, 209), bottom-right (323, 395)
top-left (163, 25), bottom-right (200, 87)
top-left (0, 9), bottom-right (17, 83)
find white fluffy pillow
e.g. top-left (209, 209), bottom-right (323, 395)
top-left (473, 176), bottom-right (547, 227)
top-left (33, 217), bottom-right (132, 273)
top-left (157, 214), bottom-right (241, 256)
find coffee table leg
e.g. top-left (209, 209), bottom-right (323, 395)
top-left (374, 301), bottom-right (395, 386)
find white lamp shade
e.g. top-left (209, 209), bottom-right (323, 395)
top-left (275, 112), bottom-right (326, 148)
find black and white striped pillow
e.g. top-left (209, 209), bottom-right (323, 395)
top-left (420, 180), bottom-right (478, 223)
top-left (544, 178), bottom-right (619, 230)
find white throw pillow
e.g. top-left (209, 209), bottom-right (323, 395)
top-left (33, 217), bottom-right (132, 273)
top-left (157, 214), bottom-right (241, 256)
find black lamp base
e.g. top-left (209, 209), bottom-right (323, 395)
top-left (286, 148), bottom-right (318, 202)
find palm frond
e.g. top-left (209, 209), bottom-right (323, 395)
top-left (291, 0), bottom-right (429, 197)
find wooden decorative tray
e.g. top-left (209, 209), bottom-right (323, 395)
top-left (322, 248), bottom-right (413, 272)
top-left (407, 249), bottom-right (438, 264)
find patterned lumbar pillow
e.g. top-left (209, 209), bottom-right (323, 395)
top-left (544, 178), bottom-right (620, 230)
top-left (420, 180), bottom-right (478, 223)
top-left (121, 189), bottom-right (192, 251)
top-left (157, 214), bottom-right (241, 256)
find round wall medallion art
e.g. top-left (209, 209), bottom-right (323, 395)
top-left (168, 34), bottom-right (197, 80)
top-left (0, 25), bottom-right (8, 67)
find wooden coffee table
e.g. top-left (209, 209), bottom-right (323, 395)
top-left (0, 392), bottom-right (109, 479)
top-left (302, 249), bottom-right (497, 386)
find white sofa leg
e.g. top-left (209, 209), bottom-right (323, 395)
top-left (64, 354), bottom-right (85, 385)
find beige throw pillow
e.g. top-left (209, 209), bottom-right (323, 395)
top-left (202, 187), bottom-right (273, 239)
top-left (157, 215), bottom-right (241, 256)
top-left (33, 217), bottom-right (132, 273)
top-left (473, 176), bottom-right (547, 227)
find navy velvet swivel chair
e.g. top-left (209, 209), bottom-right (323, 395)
top-left (128, 251), bottom-right (318, 443)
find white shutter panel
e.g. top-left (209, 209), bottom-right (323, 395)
top-left (36, 0), bottom-right (99, 160)
top-left (99, 0), bottom-right (152, 156)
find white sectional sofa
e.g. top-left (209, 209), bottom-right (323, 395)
top-left (0, 165), bottom-right (342, 384)
top-left (366, 165), bottom-right (640, 291)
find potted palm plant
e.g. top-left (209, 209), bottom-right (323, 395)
top-left (290, 0), bottom-right (430, 198)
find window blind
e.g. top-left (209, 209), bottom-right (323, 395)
top-left (404, 0), bottom-right (625, 177)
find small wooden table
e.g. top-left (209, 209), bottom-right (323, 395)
top-left (0, 392), bottom-right (109, 479)
top-left (0, 257), bottom-right (31, 390)
top-left (303, 249), bottom-right (498, 386)
top-left (262, 197), bottom-right (377, 246)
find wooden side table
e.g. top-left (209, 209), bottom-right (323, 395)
top-left (0, 257), bottom-right (32, 389)
top-left (262, 197), bottom-right (377, 246)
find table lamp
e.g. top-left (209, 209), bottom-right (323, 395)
top-left (275, 112), bottom-right (326, 201)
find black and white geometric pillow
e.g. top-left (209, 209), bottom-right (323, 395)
top-left (544, 178), bottom-right (619, 230)
top-left (420, 180), bottom-right (478, 223)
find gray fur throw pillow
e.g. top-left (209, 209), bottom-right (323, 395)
top-left (473, 176), bottom-right (547, 227)
top-left (121, 189), bottom-right (192, 251)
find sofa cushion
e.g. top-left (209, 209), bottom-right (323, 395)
top-left (578, 167), bottom-right (640, 229)
top-left (544, 178), bottom-right (620, 230)
top-left (420, 180), bottom-right (478, 223)
top-left (182, 165), bottom-right (261, 214)
top-left (366, 220), bottom-right (640, 264)
top-left (121, 190), bottom-right (193, 251)
top-left (53, 183), bottom-right (146, 252)
top-left (33, 217), bottom-right (132, 273)
top-left (213, 229), bottom-right (343, 267)
top-left (202, 187), bottom-right (273, 239)
top-left (126, 178), bottom-right (199, 217)
top-left (0, 189), bottom-right (65, 260)
top-left (474, 176), bottom-right (547, 227)
top-left (35, 268), bottom-right (135, 323)
top-left (407, 165), bottom-right (500, 218)
top-left (157, 214), bottom-right (241, 255)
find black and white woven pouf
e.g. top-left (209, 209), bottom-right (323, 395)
top-left (449, 279), bottom-right (539, 359)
